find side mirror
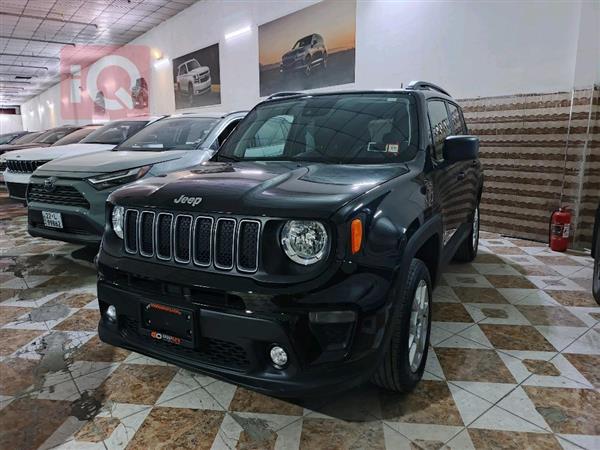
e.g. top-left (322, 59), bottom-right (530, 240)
top-left (443, 135), bottom-right (479, 162)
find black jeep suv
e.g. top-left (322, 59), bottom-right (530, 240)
top-left (97, 82), bottom-right (483, 396)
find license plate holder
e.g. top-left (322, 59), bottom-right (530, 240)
top-left (42, 211), bottom-right (63, 229)
top-left (140, 303), bottom-right (196, 349)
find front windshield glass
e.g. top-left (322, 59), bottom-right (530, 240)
top-left (36, 128), bottom-right (77, 144)
top-left (0, 133), bottom-right (20, 144)
top-left (81, 121), bottom-right (148, 145)
top-left (219, 93), bottom-right (419, 164)
top-left (52, 127), bottom-right (98, 146)
top-left (116, 117), bottom-right (218, 151)
top-left (187, 60), bottom-right (201, 71)
top-left (293, 36), bottom-right (312, 49)
top-left (11, 132), bottom-right (42, 144)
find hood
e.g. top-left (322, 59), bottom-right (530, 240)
top-left (189, 66), bottom-right (209, 75)
top-left (4, 143), bottom-right (114, 162)
top-left (283, 48), bottom-right (304, 59)
top-left (110, 161), bottom-right (409, 218)
top-left (0, 142), bottom-right (50, 155)
top-left (40, 150), bottom-right (190, 174)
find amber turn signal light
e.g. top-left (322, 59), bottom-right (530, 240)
top-left (351, 218), bottom-right (363, 254)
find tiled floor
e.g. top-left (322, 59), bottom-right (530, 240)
top-left (1, 192), bottom-right (599, 450)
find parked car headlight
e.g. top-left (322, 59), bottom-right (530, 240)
top-left (112, 205), bottom-right (125, 239)
top-left (87, 165), bottom-right (152, 190)
top-left (281, 220), bottom-right (329, 265)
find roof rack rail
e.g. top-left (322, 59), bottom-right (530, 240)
top-left (406, 81), bottom-right (451, 97)
top-left (266, 91), bottom-right (304, 100)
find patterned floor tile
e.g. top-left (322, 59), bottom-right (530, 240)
top-left (523, 386), bottom-right (600, 435)
top-left (515, 305), bottom-right (587, 327)
top-left (0, 398), bottom-right (73, 450)
top-left (0, 357), bottom-right (38, 396)
top-left (52, 309), bottom-right (100, 332)
top-left (126, 407), bottom-right (225, 450)
top-left (229, 387), bottom-right (304, 416)
top-left (452, 286), bottom-right (509, 304)
top-left (379, 380), bottom-right (463, 426)
top-left (436, 348), bottom-right (516, 383)
top-left (96, 363), bottom-right (177, 405)
top-left (546, 290), bottom-right (599, 307)
top-left (485, 275), bottom-right (537, 289)
top-left (464, 303), bottom-right (530, 325)
top-left (432, 302), bottom-right (474, 322)
top-left (467, 429), bottom-right (562, 449)
top-left (0, 328), bottom-right (44, 357)
top-left (479, 324), bottom-right (557, 351)
top-left (301, 416), bottom-right (385, 449)
top-left (71, 334), bottom-right (131, 363)
top-left (562, 353), bottom-right (600, 388)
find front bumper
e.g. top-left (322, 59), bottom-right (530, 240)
top-left (193, 77), bottom-right (211, 95)
top-left (4, 171), bottom-right (31, 200)
top-left (27, 176), bottom-right (110, 245)
top-left (97, 261), bottom-right (392, 397)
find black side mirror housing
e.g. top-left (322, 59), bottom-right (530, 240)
top-left (443, 135), bottom-right (479, 162)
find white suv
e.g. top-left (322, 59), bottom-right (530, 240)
top-left (176, 59), bottom-right (211, 97)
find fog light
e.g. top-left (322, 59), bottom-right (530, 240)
top-left (106, 305), bottom-right (117, 322)
top-left (269, 346), bottom-right (288, 368)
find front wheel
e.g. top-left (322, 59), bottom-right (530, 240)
top-left (454, 205), bottom-right (480, 262)
top-left (372, 258), bottom-right (432, 392)
top-left (593, 258), bottom-right (599, 304)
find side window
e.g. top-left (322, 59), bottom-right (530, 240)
top-left (179, 65), bottom-right (187, 76)
top-left (427, 100), bottom-right (451, 161)
top-left (242, 115), bottom-right (292, 158)
top-left (447, 103), bottom-right (466, 135)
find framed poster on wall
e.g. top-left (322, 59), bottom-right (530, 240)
top-left (173, 43), bottom-right (221, 109)
top-left (258, 0), bottom-right (356, 97)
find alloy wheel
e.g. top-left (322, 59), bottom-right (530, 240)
top-left (408, 279), bottom-right (429, 372)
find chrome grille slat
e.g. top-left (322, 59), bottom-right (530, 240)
top-left (124, 210), bottom-right (260, 274)
top-left (7, 159), bottom-right (50, 173)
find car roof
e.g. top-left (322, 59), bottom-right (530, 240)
top-left (168, 111), bottom-right (247, 119)
top-left (262, 88), bottom-right (456, 104)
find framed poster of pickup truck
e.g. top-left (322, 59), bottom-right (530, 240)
top-left (173, 43), bottom-right (221, 109)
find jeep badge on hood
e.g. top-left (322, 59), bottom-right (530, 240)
top-left (174, 194), bottom-right (203, 206)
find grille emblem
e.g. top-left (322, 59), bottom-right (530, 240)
top-left (174, 194), bottom-right (202, 206)
top-left (44, 177), bottom-right (57, 193)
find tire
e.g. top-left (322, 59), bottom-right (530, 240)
top-left (188, 82), bottom-right (194, 104)
top-left (372, 258), bottom-right (432, 392)
top-left (454, 205), bottom-right (480, 262)
top-left (304, 56), bottom-right (312, 77)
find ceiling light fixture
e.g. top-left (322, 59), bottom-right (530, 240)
top-left (225, 25), bottom-right (251, 40)
top-left (153, 57), bottom-right (170, 69)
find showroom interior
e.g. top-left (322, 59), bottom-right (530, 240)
top-left (0, 0), bottom-right (598, 449)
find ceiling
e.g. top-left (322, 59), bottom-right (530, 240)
top-left (0, 0), bottom-right (198, 106)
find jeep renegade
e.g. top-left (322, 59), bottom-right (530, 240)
top-left (97, 82), bottom-right (483, 396)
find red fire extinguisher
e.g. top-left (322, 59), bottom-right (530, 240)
top-left (549, 208), bottom-right (571, 252)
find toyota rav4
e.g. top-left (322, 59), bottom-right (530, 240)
top-left (97, 82), bottom-right (483, 397)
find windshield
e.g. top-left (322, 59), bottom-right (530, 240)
top-left (11, 132), bottom-right (42, 144)
top-left (187, 60), bottom-right (201, 71)
top-left (0, 133), bottom-right (22, 144)
top-left (293, 36), bottom-right (312, 49)
top-left (116, 117), bottom-right (218, 151)
top-left (36, 127), bottom-right (77, 144)
top-left (219, 93), bottom-right (419, 164)
top-left (81, 120), bottom-right (148, 145)
top-left (52, 127), bottom-right (99, 146)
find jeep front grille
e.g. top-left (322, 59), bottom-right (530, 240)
top-left (27, 183), bottom-right (90, 208)
top-left (7, 159), bottom-right (50, 173)
top-left (124, 209), bottom-right (260, 273)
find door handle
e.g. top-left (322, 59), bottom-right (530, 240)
top-left (457, 171), bottom-right (466, 180)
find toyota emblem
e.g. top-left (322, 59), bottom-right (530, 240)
top-left (44, 177), bottom-right (57, 193)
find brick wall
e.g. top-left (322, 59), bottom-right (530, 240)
top-left (460, 85), bottom-right (599, 249)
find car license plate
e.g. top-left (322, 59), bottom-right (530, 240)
top-left (42, 211), bottom-right (63, 229)
top-left (141, 303), bottom-right (195, 349)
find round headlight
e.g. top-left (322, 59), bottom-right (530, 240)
top-left (112, 205), bottom-right (124, 239)
top-left (281, 220), bottom-right (329, 265)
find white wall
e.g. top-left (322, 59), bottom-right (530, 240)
top-left (22, 0), bottom-right (595, 130)
top-left (0, 114), bottom-right (24, 133)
